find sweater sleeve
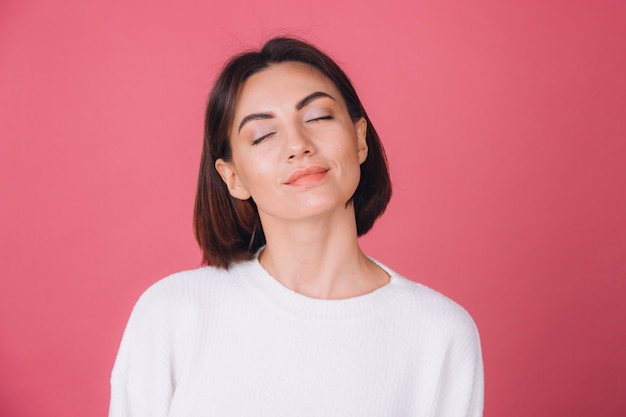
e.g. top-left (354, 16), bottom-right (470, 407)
top-left (463, 323), bottom-right (484, 417)
top-left (109, 282), bottom-right (176, 417)
top-left (434, 309), bottom-right (484, 417)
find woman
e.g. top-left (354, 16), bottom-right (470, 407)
top-left (110, 37), bottom-right (483, 417)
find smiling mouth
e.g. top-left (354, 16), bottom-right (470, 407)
top-left (284, 166), bottom-right (329, 186)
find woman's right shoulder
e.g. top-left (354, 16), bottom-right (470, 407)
top-left (144, 265), bottom-right (229, 294)
top-left (130, 263), bottom-right (246, 317)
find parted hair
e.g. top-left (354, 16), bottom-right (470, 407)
top-left (194, 37), bottom-right (392, 268)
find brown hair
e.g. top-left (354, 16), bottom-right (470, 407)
top-left (194, 37), bottom-right (392, 268)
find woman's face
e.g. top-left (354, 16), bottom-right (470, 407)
top-left (215, 61), bottom-right (368, 225)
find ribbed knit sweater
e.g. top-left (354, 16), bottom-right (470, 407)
top-left (109, 256), bottom-right (483, 417)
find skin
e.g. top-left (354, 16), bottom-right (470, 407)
top-left (215, 62), bottom-right (389, 299)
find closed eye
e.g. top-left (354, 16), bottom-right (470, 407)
top-left (252, 132), bottom-right (275, 145)
top-left (307, 115), bottom-right (333, 123)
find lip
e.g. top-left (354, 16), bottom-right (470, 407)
top-left (284, 165), bottom-right (329, 186)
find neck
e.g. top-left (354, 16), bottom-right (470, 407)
top-left (257, 207), bottom-right (389, 299)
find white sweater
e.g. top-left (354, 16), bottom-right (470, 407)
top-left (109, 256), bottom-right (483, 417)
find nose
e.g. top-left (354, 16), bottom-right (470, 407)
top-left (286, 127), bottom-right (315, 161)
top-left (288, 149), bottom-right (311, 160)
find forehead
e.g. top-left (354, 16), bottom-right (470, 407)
top-left (234, 62), bottom-right (344, 115)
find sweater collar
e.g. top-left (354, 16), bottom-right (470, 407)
top-left (233, 252), bottom-right (411, 321)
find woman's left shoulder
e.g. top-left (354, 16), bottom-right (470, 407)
top-left (378, 261), bottom-right (480, 335)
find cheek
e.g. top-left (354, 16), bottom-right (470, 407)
top-left (333, 133), bottom-right (361, 164)
top-left (235, 153), bottom-right (276, 193)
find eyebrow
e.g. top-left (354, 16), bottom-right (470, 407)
top-left (237, 91), bottom-right (336, 133)
top-left (237, 112), bottom-right (273, 133)
top-left (295, 91), bottom-right (335, 110)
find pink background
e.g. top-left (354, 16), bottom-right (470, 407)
top-left (1, 0), bottom-right (625, 415)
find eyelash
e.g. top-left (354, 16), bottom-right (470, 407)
top-left (252, 132), bottom-right (274, 145)
top-left (308, 115), bottom-right (333, 122)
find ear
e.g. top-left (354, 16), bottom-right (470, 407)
top-left (354, 117), bottom-right (368, 164)
top-left (214, 158), bottom-right (251, 200)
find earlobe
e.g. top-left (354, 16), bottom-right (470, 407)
top-left (214, 158), bottom-right (251, 200)
top-left (355, 117), bottom-right (368, 164)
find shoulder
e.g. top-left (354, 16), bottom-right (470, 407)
top-left (128, 260), bottom-right (255, 323)
top-left (114, 260), bottom-right (259, 361)
top-left (377, 260), bottom-right (480, 341)
top-left (400, 275), bottom-right (475, 322)
top-left (141, 264), bottom-right (231, 298)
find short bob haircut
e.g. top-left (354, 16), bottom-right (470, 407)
top-left (194, 36), bottom-right (392, 268)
